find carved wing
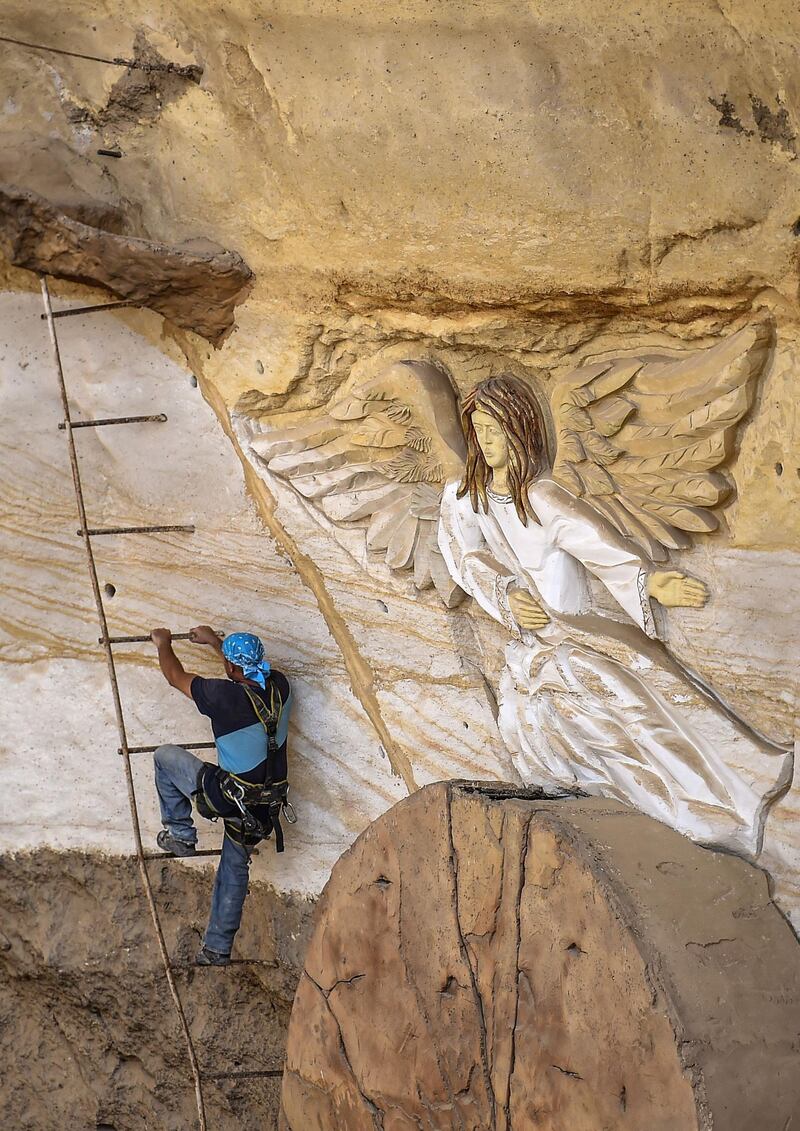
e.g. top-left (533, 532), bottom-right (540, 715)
top-left (550, 323), bottom-right (771, 561)
top-left (235, 360), bottom-right (467, 606)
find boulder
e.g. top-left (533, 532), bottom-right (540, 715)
top-left (281, 782), bottom-right (800, 1131)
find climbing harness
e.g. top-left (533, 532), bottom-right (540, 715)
top-left (194, 679), bottom-right (297, 852)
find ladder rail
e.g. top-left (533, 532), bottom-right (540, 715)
top-left (40, 277), bottom-right (209, 1131)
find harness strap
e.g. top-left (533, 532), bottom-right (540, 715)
top-left (197, 681), bottom-right (293, 853)
top-left (270, 803), bottom-right (285, 852)
top-left (242, 682), bottom-right (282, 763)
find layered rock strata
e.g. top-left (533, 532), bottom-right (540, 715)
top-left (0, 850), bottom-right (313, 1130)
top-left (1, 5), bottom-right (798, 923)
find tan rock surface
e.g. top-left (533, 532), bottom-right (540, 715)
top-left (0, 0), bottom-right (798, 915)
top-left (0, 291), bottom-right (414, 896)
top-left (281, 782), bottom-right (800, 1131)
top-left (0, 185), bottom-right (252, 343)
top-left (0, 850), bottom-right (311, 1129)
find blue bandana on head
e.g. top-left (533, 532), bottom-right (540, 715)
top-left (222, 632), bottom-right (271, 689)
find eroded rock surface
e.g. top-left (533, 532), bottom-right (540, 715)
top-left (0, 850), bottom-right (313, 1131)
top-left (281, 783), bottom-right (800, 1131)
top-left (0, 185), bottom-right (252, 343)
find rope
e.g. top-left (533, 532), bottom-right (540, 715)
top-left (0, 33), bottom-right (201, 79)
top-left (40, 277), bottom-right (208, 1131)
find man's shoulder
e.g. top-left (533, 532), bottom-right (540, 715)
top-left (191, 676), bottom-right (236, 710)
top-left (192, 676), bottom-right (232, 693)
top-left (269, 670), bottom-right (290, 699)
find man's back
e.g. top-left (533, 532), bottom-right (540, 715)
top-left (191, 671), bottom-right (291, 781)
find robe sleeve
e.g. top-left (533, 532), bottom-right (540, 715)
top-left (538, 482), bottom-right (657, 637)
top-left (438, 483), bottom-right (521, 637)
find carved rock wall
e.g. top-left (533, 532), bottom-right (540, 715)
top-left (0, 290), bottom-right (416, 894)
top-left (280, 783), bottom-right (800, 1131)
top-left (0, 0), bottom-right (798, 1024)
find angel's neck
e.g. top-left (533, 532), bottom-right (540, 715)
top-left (489, 468), bottom-right (510, 495)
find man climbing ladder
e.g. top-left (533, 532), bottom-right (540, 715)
top-left (149, 625), bottom-right (293, 966)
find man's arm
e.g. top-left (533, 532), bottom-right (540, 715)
top-left (150, 628), bottom-right (198, 698)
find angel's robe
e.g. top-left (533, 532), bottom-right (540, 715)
top-left (438, 476), bottom-right (791, 857)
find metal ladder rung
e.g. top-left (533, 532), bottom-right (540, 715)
top-left (41, 299), bottom-right (139, 320)
top-left (202, 1069), bottom-right (284, 1081)
top-left (79, 524), bottom-right (195, 536)
top-left (103, 633), bottom-right (192, 644)
top-left (226, 958), bottom-right (279, 967)
top-left (122, 742), bottom-right (216, 755)
top-left (60, 414), bottom-right (167, 429)
top-left (171, 958), bottom-right (278, 972)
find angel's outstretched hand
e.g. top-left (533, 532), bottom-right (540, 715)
top-left (647, 570), bottom-right (709, 609)
top-left (508, 589), bottom-right (551, 630)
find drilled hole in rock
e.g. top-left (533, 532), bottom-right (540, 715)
top-left (104, 583), bottom-right (116, 598)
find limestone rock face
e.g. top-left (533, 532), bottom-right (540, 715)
top-left (0, 1), bottom-right (798, 917)
top-left (0, 290), bottom-right (411, 898)
top-left (0, 185), bottom-right (252, 343)
top-left (281, 783), bottom-right (800, 1131)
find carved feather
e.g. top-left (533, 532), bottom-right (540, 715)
top-left (581, 431), bottom-right (619, 465)
top-left (620, 383), bottom-right (750, 452)
top-left (350, 412), bottom-right (409, 449)
top-left (409, 483), bottom-right (443, 521)
top-left (589, 395), bottom-right (636, 437)
top-left (250, 415), bottom-right (339, 459)
top-left (551, 322), bottom-right (770, 560)
top-left (615, 470), bottom-right (729, 507)
top-left (405, 427), bottom-right (432, 453)
top-left (556, 432), bottom-right (585, 464)
top-left (582, 360), bottom-right (643, 402)
top-left (572, 462), bottom-right (616, 496)
top-left (320, 484), bottom-right (406, 522)
top-left (329, 393), bottom-right (392, 421)
top-left (366, 496), bottom-right (413, 553)
top-left (386, 514), bottom-right (420, 570)
top-left (586, 495), bottom-right (669, 561)
top-left (268, 436), bottom-right (360, 476)
top-left (385, 403), bottom-right (412, 423)
top-left (292, 463), bottom-right (391, 499)
top-left (234, 359), bottom-right (468, 605)
top-left (632, 496), bottom-right (720, 533)
top-left (382, 449), bottom-right (444, 484)
top-left (412, 527), bottom-right (434, 590)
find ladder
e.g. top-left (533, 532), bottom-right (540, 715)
top-left (40, 277), bottom-right (283, 1130)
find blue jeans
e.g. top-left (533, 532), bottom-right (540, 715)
top-left (153, 744), bottom-right (251, 955)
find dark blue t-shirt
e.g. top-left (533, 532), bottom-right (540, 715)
top-left (191, 671), bottom-right (291, 782)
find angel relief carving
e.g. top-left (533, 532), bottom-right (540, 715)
top-left (235, 328), bottom-right (793, 859)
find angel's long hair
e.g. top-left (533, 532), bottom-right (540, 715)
top-left (457, 375), bottom-right (548, 525)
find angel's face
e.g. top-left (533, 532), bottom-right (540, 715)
top-left (471, 409), bottom-right (509, 470)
